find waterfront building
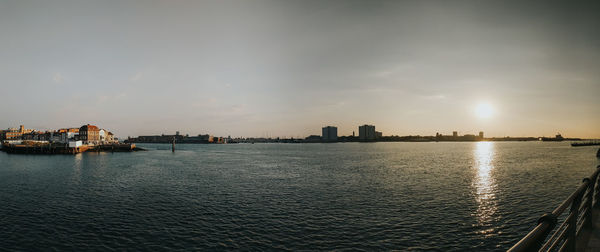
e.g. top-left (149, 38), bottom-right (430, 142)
top-left (58, 128), bottom-right (79, 133)
top-left (68, 140), bottom-right (83, 148)
top-left (463, 134), bottom-right (478, 141)
top-left (0, 125), bottom-right (116, 145)
top-left (53, 128), bottom-right (80, 143)
top-left (453, 131), bottom-right (458, 137)
top-left (100, 130), bottom-right (117, 143)
top-left (128, 133), bottom-right (223, 144)
top-left (181, 134), bottom-right (212, 143)
top-left (130, 134), bottom-right (180, 143)
top-left (55, 131), bottom-right (78, 143)
top-left (322, 126), bottom-right (338, 142)
top-left (185, 134), bottom-right (211, 143)
top-left (479, 131), bottom-right (484, 139)
top-left (359, 125), bottom-right (376, 141)
top-left (1, 125), bottom-right (33, 140)
top-left (376, 131), bottom-right (383, 139)
top-left (79, 124), bottom-right (100, 144)
top-left (22, 131), bottom-right (51, 141)
top-left (107, 132), bottom-right (115, 143)
top-left (99, 129), bottom-right (109, 143)
top-left (305, 135), bottom-right (322, 143)
top-left (64, 131), bottom-right (78, 143)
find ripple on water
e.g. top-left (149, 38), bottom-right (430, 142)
top-left (0, 142), bottom-right (598, 251)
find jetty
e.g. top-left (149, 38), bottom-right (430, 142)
top-left (509, 165), bottom-right (600, 252)
top-left (1, 141), bottom-right (138, 154)
top-left (572, 141), bottom-right (600, 147)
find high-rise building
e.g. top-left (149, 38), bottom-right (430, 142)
top-left (479, 131), bottom-right (484, 138)
top-left (453, 131), bottom-right (458, 137)
top-left (359, 125), bottom-right (376, 141)
top-left (322, 126), bottom-right (338, 142)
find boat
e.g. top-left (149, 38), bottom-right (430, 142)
top-left (541, 133), bottom-right (564, 142)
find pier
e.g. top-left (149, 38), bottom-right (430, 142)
top-left (572, 141), bottom-right (600, 147)
top-left (509, 165), bottom-right (600, 252)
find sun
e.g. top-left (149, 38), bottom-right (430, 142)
top-left (475, 103), bottom-right (494, 119)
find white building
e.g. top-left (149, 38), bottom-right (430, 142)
top-left (68, 140), bottom-right (82, 148)
top-left (99, 129), bottom-right (106, 143)
top-left (59, 132), bottom-right (78, 143)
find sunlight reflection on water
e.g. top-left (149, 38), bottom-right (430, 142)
top-left (1, 142), bottom-right (597, 251)
top-left (473, 141), bottom-right (497, 235)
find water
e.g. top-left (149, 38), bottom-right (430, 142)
top-left (0, 142), bottom-right (598, 251)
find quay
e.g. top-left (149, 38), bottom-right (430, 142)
top-left (572, 141), bottom-right (600, 147)
top-left (509, 164), bottom-right (600, 252)
top-left (1, 141), bottom-right (138, 154)
top-left (0, 124), bottom-right (146, 154)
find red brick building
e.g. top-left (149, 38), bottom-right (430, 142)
top-left (79, 124), bottom-right (100, 144)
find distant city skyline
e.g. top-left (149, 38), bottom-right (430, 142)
top-left (1, 1), bottom-right (599, 138)
top-left (0, 123), bottom-right (590, 141)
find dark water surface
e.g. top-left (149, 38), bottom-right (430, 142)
top-left (1, 142), bottom-right (599, 251)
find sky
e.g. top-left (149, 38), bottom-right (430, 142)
top-left (1, 0), bottom-right (599, 138)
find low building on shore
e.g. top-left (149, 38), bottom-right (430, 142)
top-left (435, 131), bottom-right (486, 141)
top-left (305, 135), bottom-right (322, 143)
top-left (68, 140), bottom-right (83, 148)
top-left (0, 125), bottom-right (34, 140)
top-left (22, 131), bottom-right (51, 141)
top-left (127, 133), bottom-right (225, 144)
top-left (1, 124), bottom-right (118, 147)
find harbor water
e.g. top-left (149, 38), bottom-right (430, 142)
top-left (1, 142), bottom-right (599, 251)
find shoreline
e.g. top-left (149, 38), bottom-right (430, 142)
top-left (0, 142), bottom-right (143, 155)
